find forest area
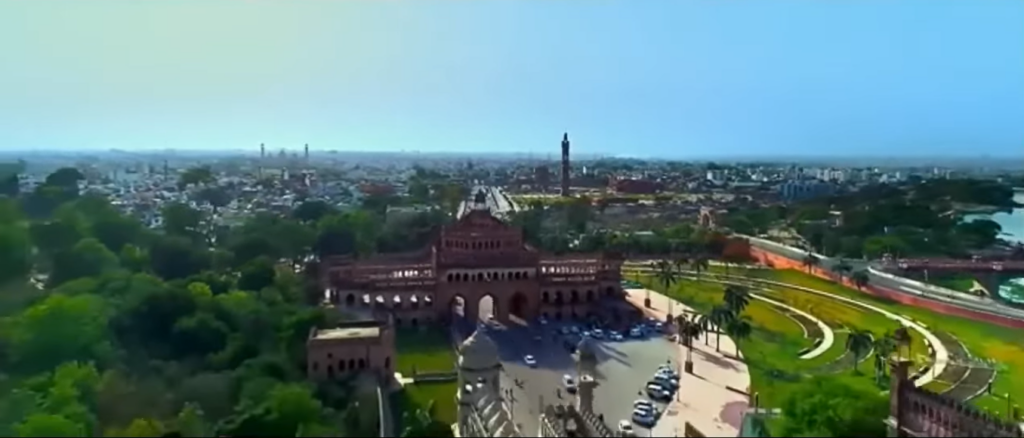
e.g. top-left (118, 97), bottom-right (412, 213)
top-left (0, 167), bottom-right (454, 437)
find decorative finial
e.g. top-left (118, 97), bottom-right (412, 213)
top-left (562, 132), bottom-right (569, 142)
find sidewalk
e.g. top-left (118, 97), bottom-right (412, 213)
top-left (625, 288), bottom-right (751, 437)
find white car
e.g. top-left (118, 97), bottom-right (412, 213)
top-left (524, 355), bottom-right (537, 368)
top-left (633, 399), bottom-right (654, 409)
top-left (618, 420), bottom-right (636, 436)
top-left (563, 375), bottom-right (577, 392)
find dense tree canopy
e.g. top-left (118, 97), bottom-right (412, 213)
top-left (0, 167), bottom-right (426, 437)
top-left (722, 178), bottom-right (1016, 258)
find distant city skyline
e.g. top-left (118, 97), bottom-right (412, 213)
top-left (1, 1), bottom-right (1022, 158)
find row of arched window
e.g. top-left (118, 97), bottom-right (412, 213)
top-left (447, 271), bottom-right (531, 282)
top-left (444, 239), bottom-right (508, 251)
top-left (343, 293), bottom-right (436, 309)
top-left (312, 356), bottom-right (392, 377)
top-left (541, 287), bottom-right (618, 305)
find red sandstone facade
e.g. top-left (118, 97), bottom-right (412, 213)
top-left (887, 360), bottom-right (1021, 437)
top-left (306, 318), bottom-right (396, 381)
top-left (749, 246), bottom-right (1024, 330)
top-left (321, 208), bottom-right (625, 327)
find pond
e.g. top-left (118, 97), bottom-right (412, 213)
top-left (963, 191), bottom-right (1024, 304)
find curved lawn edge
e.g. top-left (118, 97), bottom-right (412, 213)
top-left (690, 272), bottom-right (949, 388)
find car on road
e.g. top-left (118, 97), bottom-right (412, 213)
top-left (524, 355), bottom-right (537, 368)
top-left (633, 399), bottom-right (653, 409)
top-left (618, 420), bottom-right (636, 436)
top-left (611, 332), bottom-right (625, 341)
top-left (646, 383), bottom-right (672, 401)
top-left (563, 375), bottom-right (577, 393)
top-left (653, 375), bottom-right (679, 390)
top-left (629, 327), bottom-right (644, 338)
top-left (631, 410), bottom-right (656, 427)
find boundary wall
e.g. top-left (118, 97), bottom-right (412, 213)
top-left (749, 247), bottom-right (1024, 330)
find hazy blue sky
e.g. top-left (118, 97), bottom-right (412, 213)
top-left (1, 1), bottom-right (1022, 158)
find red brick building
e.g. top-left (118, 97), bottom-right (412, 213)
top-left (320, 206), bottom-right (626, 327)
top-left (609, 176), bottom-right (663, 195)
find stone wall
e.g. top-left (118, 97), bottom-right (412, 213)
top-left (749, 247), bottom-right (1024, 329)
top-left (890, 360), bottom-right (1021, 437)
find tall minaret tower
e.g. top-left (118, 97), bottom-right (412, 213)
top-left (304, 143), bottom-right (309, 162)
top-left (260, 143), bottom-right (265, 159)
top-left (560, 132), bottom-right (571, 197)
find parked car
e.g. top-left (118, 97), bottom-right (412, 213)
top-left (618, 420), bottom-right (636, 436)
top-left (524, 355), bottom-right (537, 368)
top-left (563, 375), bottom-right (577, 393)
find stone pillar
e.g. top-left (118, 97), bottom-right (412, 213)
top-left (887, 359), bottom-right (913, 437)
top-left (576, 374), bottom-right (597, 413)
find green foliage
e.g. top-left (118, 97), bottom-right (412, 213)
top-left (0, 166), bottom-right (468, 437)
top-left (777, 375), bottom-right (888, 437)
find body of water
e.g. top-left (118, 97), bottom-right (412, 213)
top-left (963, 192), bottom-right (1024, 304)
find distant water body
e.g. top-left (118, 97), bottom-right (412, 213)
top-left (963, 191), bottom-right (1024, 304)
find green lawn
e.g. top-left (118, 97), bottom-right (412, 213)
top-left (392, 381), bottom-right (459, 431)
top-left (638, 276), bottom-right (877, 409)
top-left (395, 327), bottom-right (458, 375)
top-left (759, 269), bottom-right (1024, 418)
top-left (931, 274), bottom-right (980, 294)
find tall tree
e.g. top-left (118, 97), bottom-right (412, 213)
top-left (845, 329), bottom-right (873, 373)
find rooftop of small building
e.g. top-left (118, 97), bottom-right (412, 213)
top-left (312, 326), bottom-right (380, 341)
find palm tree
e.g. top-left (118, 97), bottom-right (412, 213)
top-left (872, 331), bottom-right (898, 379)
top-left (653, 259), bottom-right (677, 308)
top-left (801, 253), bottom-right (820, 273)
top-left (832, 259), bottom-right (852, 282)
top-left (676, 314), bottom-right (704, 374)
top-left (852, 270), bottom-right (870, 290)
top-left (694, 313), bottom-right (714, 346)
top-left (691, 255), bottom-right (710, 278)
top-left (673, 255), bottom-right (690, 276)
top-left (724, 316), bottom-right (753, 357)
top-left (708, 305), bottom-right (733, 352)
top-left (845, 329), bottom-right (873, 373)
top-left (723, 285), bottom-right (751, 315)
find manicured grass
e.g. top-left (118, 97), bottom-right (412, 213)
top-left (395, 327), bottom-right (458, 375)
top-left (761, 269), bottom-right (1024, 419)
top-left (638, 276), bottom-right (873, 409)
top-left (394, 381), bottom-right (459, 428)
top-left (932, 273), bottom-right (979, 294)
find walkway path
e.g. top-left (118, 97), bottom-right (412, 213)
top-left (625, 288), bottom-right (751, 438)
top-left (751, 293), bottom-right (833, 360)
top-left (687, 273), bottom-right (950, 388)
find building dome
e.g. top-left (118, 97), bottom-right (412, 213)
top-left (459, 329), bottom-right (500, 370)
top-left (576, 336), bottom-right (598, 363)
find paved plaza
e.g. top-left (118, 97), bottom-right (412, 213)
top-left (625, 288), bottom-right (752, 437)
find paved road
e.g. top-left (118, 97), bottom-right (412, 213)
top-left (458, 186), bottom-right (518, 218)
top-left (487, 322), bottom-right (679, 437)
top-left (746, 237), bottom-right (1024, 321)
top-left (625, 289), bottom-right (751, 437)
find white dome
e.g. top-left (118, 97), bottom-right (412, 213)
top-left (576, 336), bottom-right (598, 362)
top-left (459, 329), bottom-right (500, 370)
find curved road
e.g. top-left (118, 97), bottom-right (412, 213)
top-left (744, 236), bottom-right (1024, 322)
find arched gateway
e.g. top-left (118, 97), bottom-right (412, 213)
top-left (321, 198), bottom-right (626, 327)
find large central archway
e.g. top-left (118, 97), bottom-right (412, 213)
top-left (450, 295), bottom-right (466, 320)
top-left (478, 294), bottom-right (497, 323)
